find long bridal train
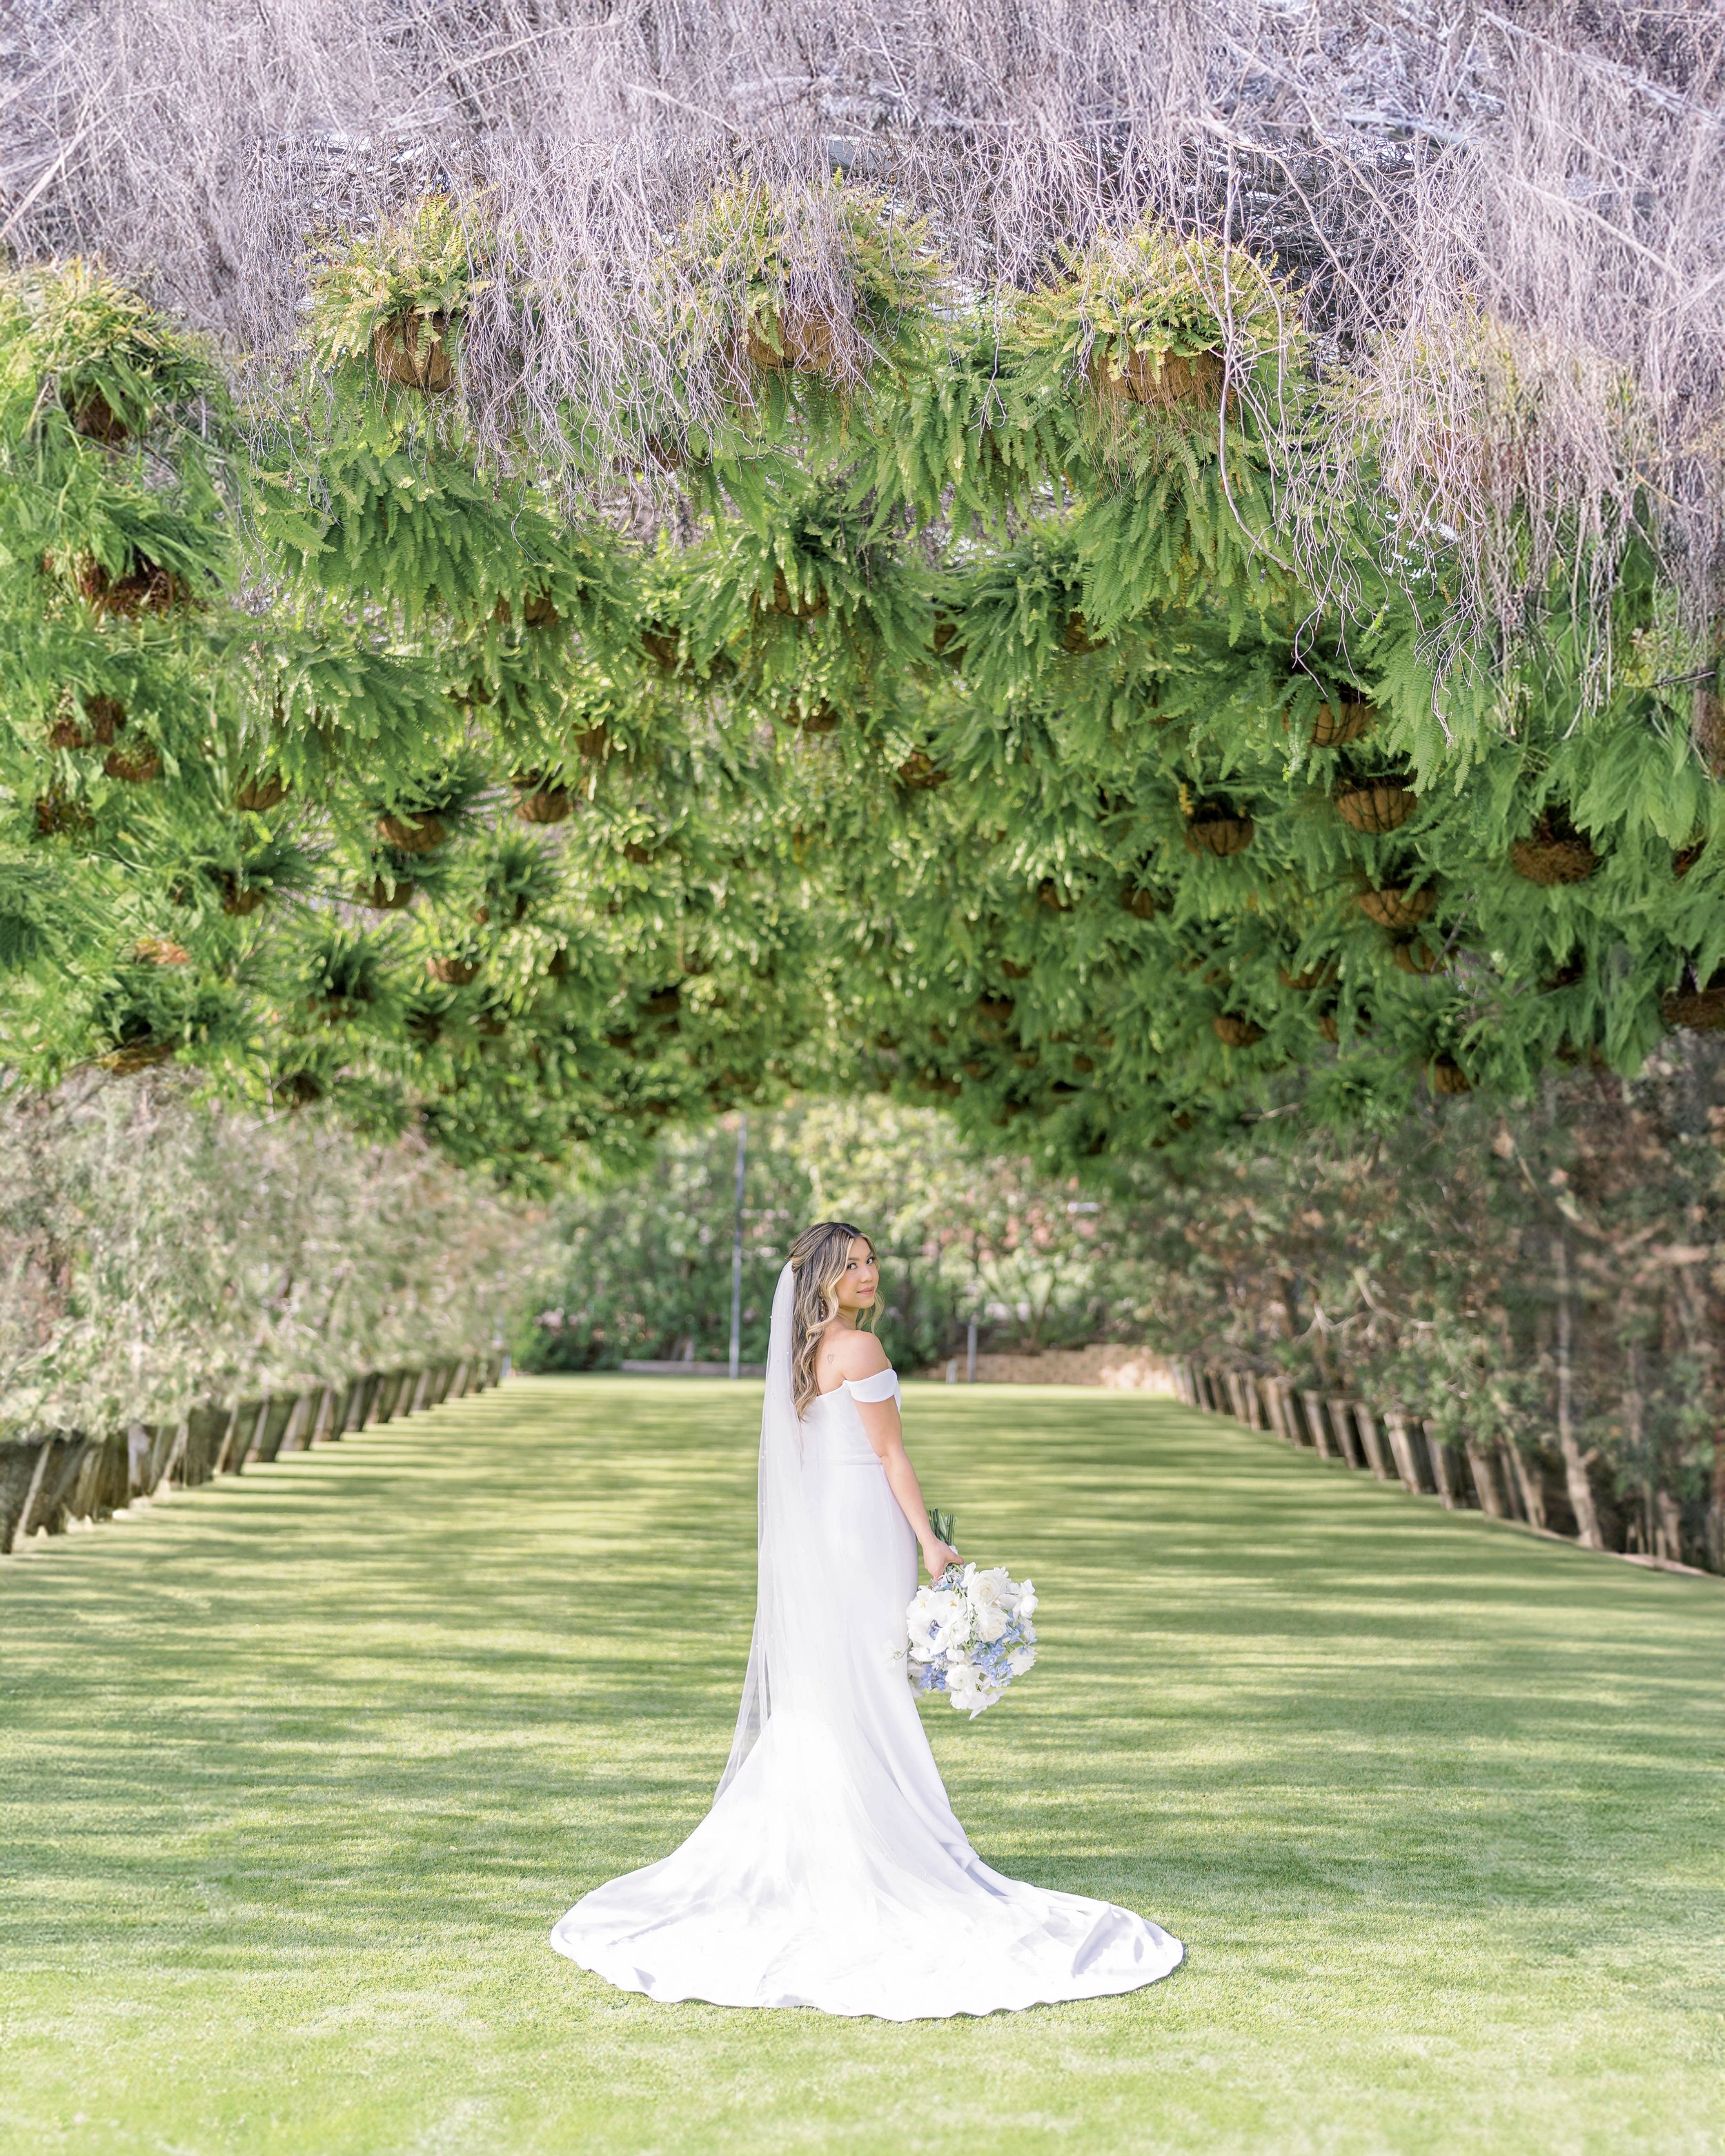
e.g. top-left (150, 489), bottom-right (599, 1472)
top-left (551, 1268), bottom-right (1182, 2019)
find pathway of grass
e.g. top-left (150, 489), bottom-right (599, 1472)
top-left (2, 1377), bottom-right (1720, 2156)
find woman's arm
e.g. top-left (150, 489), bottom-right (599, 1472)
top-left (825, 1331), bottom-right (960, 1577)
top-left (856, 1401), bottom-right (961, 1581)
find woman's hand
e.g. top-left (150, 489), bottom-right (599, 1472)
top-left (922, 1539), bottom-right (961, 1582)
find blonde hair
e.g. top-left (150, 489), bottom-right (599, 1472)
top-left (788, 1220), bottom-right (876, 1418)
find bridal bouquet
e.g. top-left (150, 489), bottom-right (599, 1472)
top-left (902, 1513), bottom-right (1038, 1717)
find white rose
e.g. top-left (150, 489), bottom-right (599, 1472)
top-left (1008, 1643), bottom-right (1036, 1677)
top-left (929, 1589), bottom-right (971, 1656)
top-left (905, 1596), bottom-right (941, 1662)
top-left (1015, 1581), bottom-right (1038, 1621)
top-left (967, 1568), bottom-right (1014, 1643)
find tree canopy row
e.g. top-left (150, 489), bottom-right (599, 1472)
top-left (3, 192), bottom-right (1721, 1181)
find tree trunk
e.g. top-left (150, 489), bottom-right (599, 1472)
top-left (1714, 1432), bottom-right (1725, 1574)
top-left (1465, 1438), bottom-right (1505, 1516)
top-left (1358, 1406), bottom-right (1395, 1482)
top-left (1328, 1398), bottom-right (1363, 1468)
top-left (1504, 1439), bottom-right (1547, 1532)
top-left (1423, 1422), bottom-right (1458, 1510)
top-left (1554, 1228), bottom-right (1604, 1548)
top-left (1623, 1343), bottom-right (1650, 1553)
top-left (1493, 1443), bottom-right (1527, 1521)
top-left (1382, 1410), bottom-right (1426, 1494)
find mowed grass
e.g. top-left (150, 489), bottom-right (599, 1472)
top-left (1, 1377), bottom-right (1720, 2156)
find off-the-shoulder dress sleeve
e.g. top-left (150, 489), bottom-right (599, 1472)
top-left (846, 1367), bottom-right (900, 1404)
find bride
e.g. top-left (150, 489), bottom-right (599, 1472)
top-left (551, 1220), bottom-right (1183, 2019)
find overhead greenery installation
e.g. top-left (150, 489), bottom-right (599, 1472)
top-left (2, 191), bottom-right (1722, 1182)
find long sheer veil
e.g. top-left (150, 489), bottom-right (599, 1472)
top-left (716, 1260), bottom-right (836, 1796)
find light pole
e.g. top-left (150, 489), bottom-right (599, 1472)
top-left (728, 1112), bottom-right (748, 1380)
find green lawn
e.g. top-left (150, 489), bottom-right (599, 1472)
top-left (2, 1377), bottom-right (1719, 2156)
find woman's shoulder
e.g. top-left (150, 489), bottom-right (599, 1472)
top-left (824, 1328), bottom-right (891, 1383)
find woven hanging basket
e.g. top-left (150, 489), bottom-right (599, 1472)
top-left (371, 312), bottom-right (453, 393)
top-left (357, 877), bottom-right (416, 911)
top-left (1278, 961), bottom-right (1337, 992)
top-left (515, 784), bottom-right (573, 825)
top-left (85, 695), bottom-right (126, 745)
top-left (103, 744), bottom-right (161, 783)
top-left (50, 693), bottom-right (127, 751)
top-left (1335, 783), bottom-right (1417, 834)
top-left (427, 956), bottom-right (479, 987)
top-left (1510, 833), bottom-right (1597, 885)
top-left (1037, 879), bottom-right (1076, 911)
top-left (69, 388), bottom-right (128, 443)
top-left (640, 628), bottom-right (682, 672)
top-left (1120, 884), bottom-right (1159, 920)
top-left (1310, 699), bottom-right (1376, 748)
top-left (897, 751), bottom-right (947, 790)
top-left (1213, 1013), bottom-right (1264, 1048)
top-left (746, 306), bottom-right (849, 377)
top-left (97, 1039), bottom-right (175, 1075)
top-left (1430, 1054), bottom-right (1472, 1094)
top-left (375, 811), bottom-right (446, 853)
top-left (213, 872), bottom-right (265, 918)
top-left (1356, 884), bottom-right (1435, 931)
top-left (1392, 938), bottom-right (1443, 975)
top-left (1317, 1013), bottom-right (1340, 1042)
top-left (1185, 812), bottom-right (1254, 857)
top-left (1096, 345), bottom-right (1225, 408)
top-left (1062, 610), bottom-right (1103, 655)
top-left (1673, 837), bottom-right (1708, 878)
top-left (785, 698), bottom-right (840, 734)
top-left (1662, 985), bottom-right (1725, 1029)
top-left (770, 568), bottom-right (828, 620)
top-left (71, 554), bottom-right (186, 617)
top-left (234, 772), bottom-right (285, 813)
top-left (34, 791), bottom-right (92, 837)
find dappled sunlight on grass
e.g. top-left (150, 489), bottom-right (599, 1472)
top-left (2, 1378), bottom-right (1719, 2155)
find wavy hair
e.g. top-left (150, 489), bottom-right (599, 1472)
top-left (788, 1220), bottom-right (876, 1418)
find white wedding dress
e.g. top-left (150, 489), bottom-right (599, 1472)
top-left (551, 1265), bottom-right (1182, 2019)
